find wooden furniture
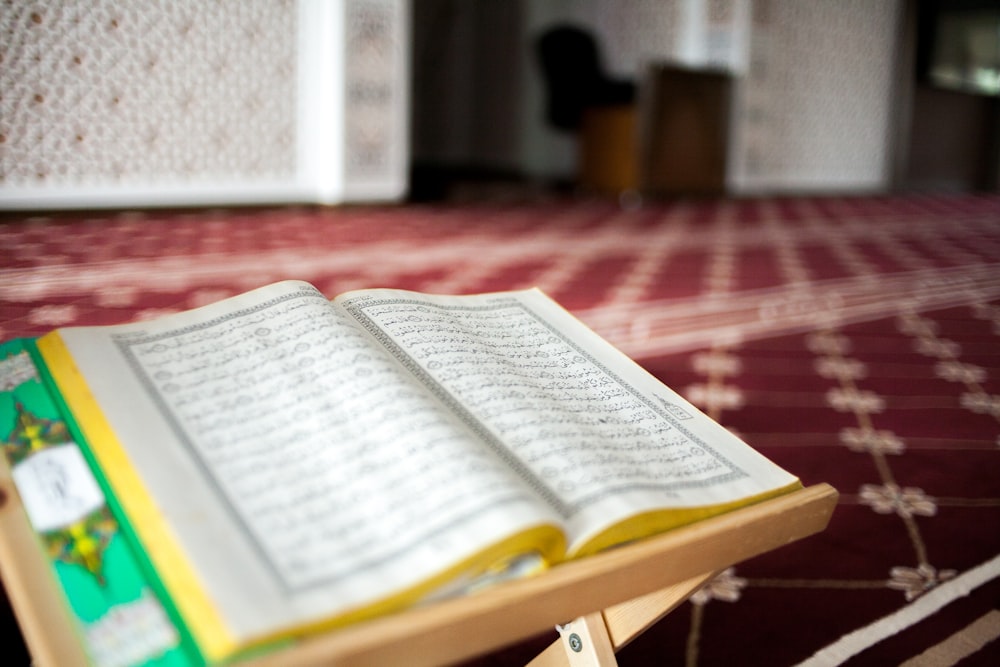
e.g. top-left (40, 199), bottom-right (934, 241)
top-left (580, 105), bottom-right (640, 196)
top-left (578, 65), bottom-right (734, 199)
top-left (637, 65), bottom-right (733, 198)
top-left (0, 471), bottom-right (837, 667)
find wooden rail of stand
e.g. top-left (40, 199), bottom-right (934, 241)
top-left (0, 482), bottom-right (837, 667)
top-left (252, 483), bottom-right (838, 667)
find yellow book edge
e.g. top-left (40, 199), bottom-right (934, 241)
top-left (250, 523), bottom-right (565, 657)
top-left (37, 333), bottom-right (237, 661)
top-left (36, 332), bottom-right (568, 663)
top-left (568, 480), bottom-right (804, 559)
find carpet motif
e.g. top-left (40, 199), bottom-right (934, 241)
top-left (1, 193), bottom-right (998, 666)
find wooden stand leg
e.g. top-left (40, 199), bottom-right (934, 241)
top-left (528, 612), bottom-right (617, 667)
top-left (527, 572), bottom-right (716, 666)
top-left (602, 571), bottom-right (716, 651)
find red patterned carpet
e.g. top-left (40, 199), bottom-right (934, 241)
top-left (2, 193), bottom-right (999, 665)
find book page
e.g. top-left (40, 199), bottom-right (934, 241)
top-left (45, 281), bottom-right (564, 652)
top-left (338, 288), bottom-right (800, 555)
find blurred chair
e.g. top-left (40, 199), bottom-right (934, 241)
top-left (536, 25), bottom-right (638, 194)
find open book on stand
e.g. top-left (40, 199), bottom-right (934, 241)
top-left (1, 281), bottom-right (801, 665)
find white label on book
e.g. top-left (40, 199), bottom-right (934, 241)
top-left (12, 444), bottom-right (105, 532)
top-left (84, 591), bottom-right (179, 667)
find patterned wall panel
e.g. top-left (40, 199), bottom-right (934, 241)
top-left (0, 0), bottom-right (409, 208)
top-left (592, 0), bottom-right (683, 77)
top-left (1, 1), bottom-right (297, 186)
top-left (592, 0), bottom-right (748, 75)
top-left (731, 0), bottom-right (902, 193)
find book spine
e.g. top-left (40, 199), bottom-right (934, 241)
top-left (0, 338), bottom-right (199, 666)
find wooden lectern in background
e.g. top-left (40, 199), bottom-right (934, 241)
top-left (578, 65), bottom-right (733, 200)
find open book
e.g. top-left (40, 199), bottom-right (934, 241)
top-left (26, 281), bottom-right (799, 664)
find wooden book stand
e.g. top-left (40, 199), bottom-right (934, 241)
top-left (0, 472), bottom-right (837, 667)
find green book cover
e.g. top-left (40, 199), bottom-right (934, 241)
top-left (0, 339), bottom-right (194, 667)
